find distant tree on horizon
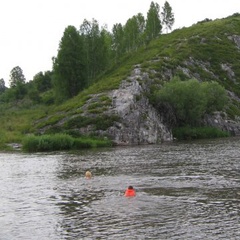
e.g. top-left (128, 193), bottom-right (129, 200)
top-left (79, 19), bottom-right (111, 81)
top-left (123, 13), bottom-right (146, 52)
top-left (145, 1), bottom-right (162, 43)
top-left (9, 66), bottom-right (26, 88)
top-left (161, 1), bottom-right (175, 33)
top-left (0, 78), bottom-right (6, 93)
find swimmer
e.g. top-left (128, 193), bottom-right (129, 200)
top-left (85, 171), bottom-right (92, 179)
top-left (124, 185), bottom-right (136, 197)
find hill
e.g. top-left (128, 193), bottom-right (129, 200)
top-left (1, 13), bottom-right (240, 150)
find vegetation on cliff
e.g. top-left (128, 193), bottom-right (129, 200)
top-left (0, 2), bottom-right (239, 151)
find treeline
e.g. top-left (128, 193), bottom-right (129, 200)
top-left (0, 1), bottom-right (174, 105)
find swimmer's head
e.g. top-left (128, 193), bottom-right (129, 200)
top-left (85, 171), bottom-right (92, 179)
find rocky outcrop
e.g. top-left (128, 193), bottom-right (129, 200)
top-left (39, 61), bottom-right (240, 144)
top-left (96, 66), bottom-right (173, 145)
top-left (204, 111), bottom-right (240, 136)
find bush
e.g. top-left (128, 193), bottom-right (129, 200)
top-left (22, 134), bottom-right (112, 152)
top-left (153, 78), bottom-right (228, 126)
top-left (173, 126), bottom-right (230, 140)
top-left (22, 134), bottom-right (74, 152)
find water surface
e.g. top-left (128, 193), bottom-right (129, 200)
top-left (0, 137), bottom-right (240, 239)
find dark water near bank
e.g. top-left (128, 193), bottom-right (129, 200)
top-left (0, 137), bottom-right (240, 239)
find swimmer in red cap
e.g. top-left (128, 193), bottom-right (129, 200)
top-left (124, 186), bottom-right (136, 197)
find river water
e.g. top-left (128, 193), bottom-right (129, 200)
top-left (0, 137), bottom-right (240, 239)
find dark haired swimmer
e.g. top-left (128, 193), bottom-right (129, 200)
top-left (124, 186), bottom-right (136, 197)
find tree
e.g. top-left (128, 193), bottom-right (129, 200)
top-left (79, 19), bottom-right (111, 81)
top-left (201, 81), bottom-right (228, 113)
top-left (9, 66), bottom-right (26, 87)
top-left (97, 27), bottom-right (112, 74)
top-left (124, 17), bottom-right (139, 52)
top-left (135, 13), bottom-right (146, 47)
top-left (112, 23), bottom-right (125, 61)
top-left (161, 1), bottom-right (175, 33)
top-left (153, 78), bottom-right (228, 127)
top-left (145, 1), bottom-right (162, 43)
top-left (0, 78), bottom-right (6, 93)
top-left (80, 19), bottom-right (100, 80)
top-left (123, 13), bottom-right (146, 52)
top-left (33, 71), bottom-right (52, 92)
top-left (52, 25), bottom-right (87, 102)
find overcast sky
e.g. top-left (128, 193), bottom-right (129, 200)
top-left (0, 0), bottom-right (239, 86)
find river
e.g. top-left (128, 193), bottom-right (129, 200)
top-left (0, 137), bottom-right (240, 239)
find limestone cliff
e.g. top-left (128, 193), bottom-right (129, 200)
top-left (77, 66), bottom-right (173, 145)
top-left (104, 66), bottom-right (172, 145)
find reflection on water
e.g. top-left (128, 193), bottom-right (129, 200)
top-left (0, 137), bottom-right (240, 239)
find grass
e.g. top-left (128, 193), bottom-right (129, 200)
top-left (173, 126), bottom-right (230, 141)
top-left (22, 134), bottom-right (112, 152)
top-left (0, 105), bottom-right (49, 145)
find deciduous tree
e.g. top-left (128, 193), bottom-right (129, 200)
top-left (0, 78), bottom-right (6, 93)
top-left (52, 25), bottom-right (87, 102)
top-left (145, 1), bottom-right (162, 43)
top-left (9, 66), bottom-right (26, 87)
top-left (153, 78), bottom-right (228, 126)
top-left (161, 1), bottom-right (175, 33)
top-left (112, 23), bottom-right (125, 61)
top-left (124, 13), bottom-right (146, 52)
top-left (33, 71), bottom-right (52, 92)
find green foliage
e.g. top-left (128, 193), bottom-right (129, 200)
top-left (0, 78), bottom-right (6, 93)
top-left (145, 1), bottom-right (162, 42)
top-left (124, 13), bottom-right (146, 52)
top-left (201, 81), bottom-right (228, 113)
top-left (0, 106), bottom-right (49, 147)
top-left (87, 102), bottom-right (102, 110)
top-left (22, 134), bottom-right (74, 152)
top-left (173, 126), bottom-right (230, 140)
top-left (153, 78), bottom-right (228, 126)
top-left (9, 66), bottom-right (26, 87)
top-left (95, 115), bottom-right (120, 130)
top-left (64, 114), bottom-right (119, 131)
top-left (79, 19), bottom-right (112, 82)
top-left (73, 137), bottom-right (112, 149)
top-left (161, 1), bottom-right (175, 33)
top-left (0, 83), bottom-right (27, 102)
top-left (22, 134), bottom-right (112, 152)
top-left (32, 71), bottom-right (52, 93)
top-left (52, 25), bottom-right (87, 103)
top-left (227, 100), bottom-right (240, 119)
top-left (1, 13), bottom-right (240, 150)
top-left (41, 90), bottom-right (55, 105)
top-left (99, 95), bottom-right (112, 103)
top-left (64, 115), bottom-right (92, 129)
top-left (112, 23), bottom-right (125, 60)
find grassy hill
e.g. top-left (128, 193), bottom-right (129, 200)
top-left (1, 13), bottom-right (240, 151)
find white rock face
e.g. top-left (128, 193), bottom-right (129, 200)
top-left (104, 67), bottom-right (172, 145)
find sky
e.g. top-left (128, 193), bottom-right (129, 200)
top-left (0, 0), bottom-right (239, 86)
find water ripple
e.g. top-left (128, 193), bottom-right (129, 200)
top-left (1, 138), bottom-right (240, 239)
